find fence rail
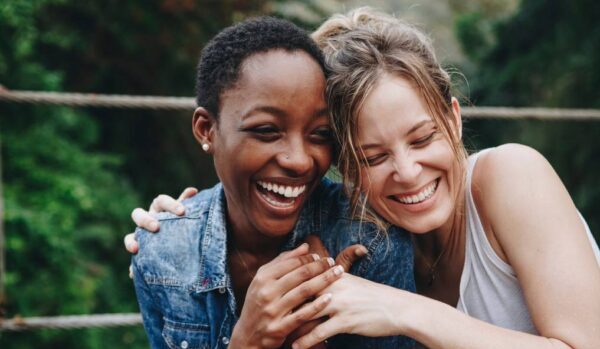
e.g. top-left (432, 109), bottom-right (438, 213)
top-left (0, 313), bottom-right (142, 331)
top-left (1, 86), bottom-right (600, 333)
top-left (2, 88), bottom-right (600, 120)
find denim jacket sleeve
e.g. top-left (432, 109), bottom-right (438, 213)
top-left (132, 259), bottom-right (169, 349)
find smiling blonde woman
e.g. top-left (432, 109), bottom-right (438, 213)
top-left (289, 7), bottom-right (600, 349)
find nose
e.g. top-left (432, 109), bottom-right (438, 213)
top-left (391, 152), bottom-right (421, 186)
top-left (277, 138), bottom-right (313, 176)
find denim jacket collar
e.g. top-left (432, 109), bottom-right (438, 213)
top-left (197, 183), bottom-right (316, 292)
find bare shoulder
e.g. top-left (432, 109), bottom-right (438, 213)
top-left (473, 143), bottom-right (553, 189)
top-left (471, 143), bottom-right (576, 244)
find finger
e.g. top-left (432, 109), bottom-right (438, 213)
top-left (124, 233), bottom-right (139, 254)
top-left (335, 244), bottom-right (368, 272)
top-left (131, 208), bottom-right (160, 232)
top-left (264, 253), bottom-right (321, 279)
top-left (304, 235), bottom-right (330, 258)
top-left (272, 243), bottom-right (310, 263)
top-left (280, 293), bottom-right (332, 339)
top-left (280, 265), bottom-right (343, 310)
top-left (149, 194), bottom-right (184, 216)
top-left (282, 319), bottom-right (325, 349)
top-left (176, 187), bottom-right (198, 201)
top-left (292, 318), bottom-right (340, 349)
top-left (277, 257), bottom-right (335, 293)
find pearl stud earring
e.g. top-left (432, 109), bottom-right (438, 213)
top-left (202, 143), bottom-right (210, 152)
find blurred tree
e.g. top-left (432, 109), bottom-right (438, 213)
top-left (454, 0), bottom-right (600, 238)
top-left (0, 0), bottom-right (150, 347)
top-left (0, 0), bottom-right (341, 347)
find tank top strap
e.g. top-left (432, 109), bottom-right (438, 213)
top-left (466, 148), bottom-right (493, 193)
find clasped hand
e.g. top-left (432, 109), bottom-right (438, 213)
top-left (124, 189), bottom-right (369, 349)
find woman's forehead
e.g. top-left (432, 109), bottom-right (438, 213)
top-left (219, 50), bottom-right (327, 124)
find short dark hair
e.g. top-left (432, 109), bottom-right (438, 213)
top-left (196, 16), bottom-right (327, 118)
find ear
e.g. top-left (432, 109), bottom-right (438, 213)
top-left (450, 97), bottom-right (462, 140)
top-left (192, 107), bottom-right (216, 154)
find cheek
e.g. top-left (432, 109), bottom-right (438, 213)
top-left (360, 166), bottom-right (386, 197)
top-left (427, 141), bottom-right (455, 168)
top-left (313, 144), bottom-right (334, 173)
top-left (213, 141), bottom-right (265, 182)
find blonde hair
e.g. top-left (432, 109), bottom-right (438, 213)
top-left (312, 7), bottom-right (467, 231)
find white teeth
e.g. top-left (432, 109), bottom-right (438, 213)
top-left (397, 180), bottom-right (438, 204)
top-left (263, 194), bottom-right (293, 207)
top-left (257, 181), bottom-right (307, 199)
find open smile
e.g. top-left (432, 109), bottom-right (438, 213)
top-left (254, 180), bottom-right (308, 212)
top-left (390, 178), bottom-right (440, 205)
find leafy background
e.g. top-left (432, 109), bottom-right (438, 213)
top-left (1, 0), bottom-right (598, 347)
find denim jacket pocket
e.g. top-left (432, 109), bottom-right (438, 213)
top-left (162, 318), bottom-right (210, 349)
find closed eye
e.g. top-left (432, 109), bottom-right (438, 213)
top-left (364, 153), bottom-right (388, 166)
top-left (246, 125), bottom-right (280, 141)
top-left (311, 126), bottom-right (333, 143)
top-left (413, 131), bottom-right (437, 146)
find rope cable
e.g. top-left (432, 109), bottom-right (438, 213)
top-left (0, 313), bottom-right (142, 331)
top-left (1, 88), bottom-right (600, 119)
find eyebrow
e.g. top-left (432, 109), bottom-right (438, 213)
top-left (359, 118), bottom-right (434, 150)
top-left (242, 105), bottom-right (329, 120)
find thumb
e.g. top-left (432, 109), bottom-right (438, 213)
top-left (335, 244), bottom-right (368, 272)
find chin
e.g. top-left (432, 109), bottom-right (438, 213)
top-left (386, 209), bottom-right (451, 234)
top-left (256, 217), bottom-right (299, 238)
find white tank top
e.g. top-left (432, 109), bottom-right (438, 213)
top-left (456, 149), bottom-right (600, 334)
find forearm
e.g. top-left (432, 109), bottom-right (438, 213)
top-left (400, 293), bottom-right (576, 349)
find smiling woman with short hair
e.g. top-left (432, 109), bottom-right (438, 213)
top-left (130, 16), bottom-right (415, 349)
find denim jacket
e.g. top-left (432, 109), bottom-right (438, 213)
top-left (132, 178), bottom-right (415, 349)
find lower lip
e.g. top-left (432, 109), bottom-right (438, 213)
top-left (390, 179), bottom-right (440, 213)
top-left (253, 183), bottom-right (306, 216)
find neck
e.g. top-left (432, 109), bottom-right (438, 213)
top-left (225, 203), bottom-right (286, 259)
top-left (414, 194), bottom-right (466, 262)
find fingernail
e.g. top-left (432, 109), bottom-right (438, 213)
top-left (323, 293), bottom-right (332, 302)
top-left (333, 265), bottom-right (344, 275)
top-left (176, 205), bottom-right (185, 215)
top-left (326, 257), bottom-right (335, 267)
top-left (355, 246), bottom-right (368, 256)
top-left (300, 243), bottom-right (308, 249)
top-left (149, 221), bottom-right (159, 231)
top-left (312, 253), bottom-right (320, 261)
top-left (292, 343), bottom-right (299, 349)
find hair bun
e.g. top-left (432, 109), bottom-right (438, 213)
top-left (312, 7), bottom-right (374, 46)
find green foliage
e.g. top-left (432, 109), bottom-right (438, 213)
top-left (0, 1), bottom-right (342, 347)
top-left (456, 0), bottom-right (600, 239)
top-left (0, 108), bottom-right (146, 347)
top-left (1, 0), bottom-right (143, 347)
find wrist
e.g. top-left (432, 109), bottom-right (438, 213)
top-left (400, 292), bottom-right (448, 345)
top-left (387, 289), bottom-right (428, 336)
top-left (229, 324), bottom-right (256, 349)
